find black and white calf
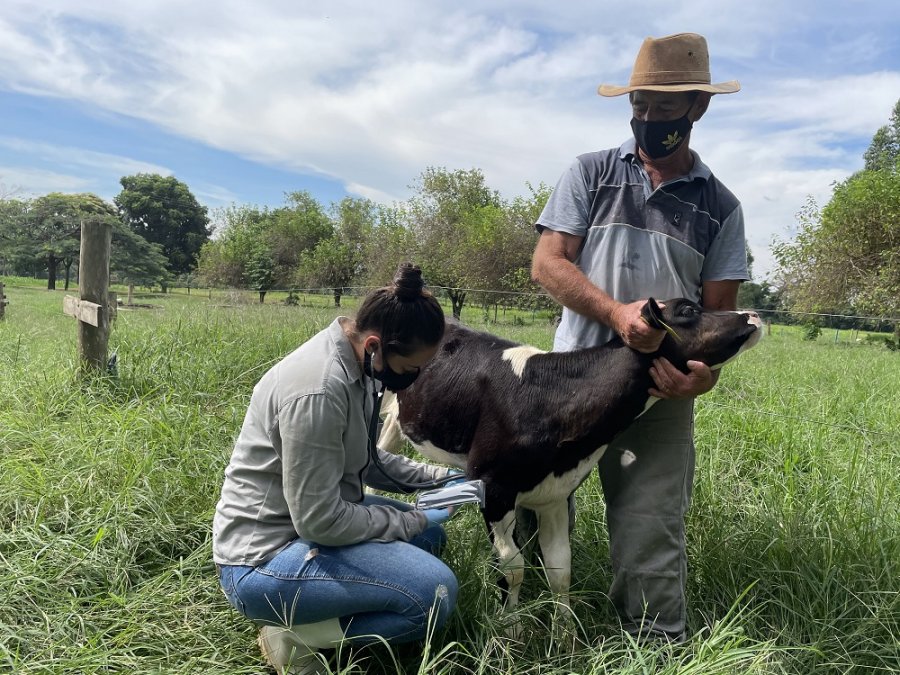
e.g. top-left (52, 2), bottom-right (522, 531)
top-left (378, 298), bottom-right (761, 619)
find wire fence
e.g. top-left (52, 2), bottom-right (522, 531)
top-left (4, 279), bottom-right (899, 337)
top-left (4, 279), bottom-right (897, 437)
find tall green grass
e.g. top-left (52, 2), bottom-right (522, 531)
top-left (0, 286), bottom-right (897, 674)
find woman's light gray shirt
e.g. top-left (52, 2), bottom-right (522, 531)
top-left (213, 318), bottom-right (451, 566)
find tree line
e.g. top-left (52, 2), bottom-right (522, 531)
top-left (1, 99), bottom-right (897, 330)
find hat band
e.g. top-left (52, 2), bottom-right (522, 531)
top-left (630, 70), bottom-right (711, 86)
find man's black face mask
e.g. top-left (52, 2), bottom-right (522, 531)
top-left (630, 112), bottom-right (693, 159)
top-left (364, 349), bottom-right (420, 392)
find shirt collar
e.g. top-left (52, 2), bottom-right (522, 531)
top-left (329, 317), bottom-right (364, 384)
top-left (618, 137), bottom-right (711, 182)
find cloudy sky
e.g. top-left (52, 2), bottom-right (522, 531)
top-left (1, 1), bottom-right (898, 279)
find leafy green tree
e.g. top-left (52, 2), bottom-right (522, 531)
top-left (295, 197), bottom-right (377, 307)
top-left (197, 204), bottom-right (263, 288)
top-left (407, 167), bottom-right (502, 318)
top-left (774, 170), bottom-right (900, 317)
top-left (110, 226), bottom-right (171, 304)
top-left (737, 280), bottom-right (780, 312)
top-left (359, 203), bottom-right (418, 289)
top-left (27, 193), bottom-right (120, 290)
top-left (495, 183), bottom-right (550, 306)
top-left (266, 191), bottom-right (334, 280)
top-left (115, 174), bottom-right (211, 288)
top-left (296, 238), bottom-right (357, 307)
top-left (0, 198), bottom-right (31, 276)
top-left (196, 192), bottom-right (332, 300)
top-left (245, 242), bottom-right (276, 304)
top-left (863, 99), bottom-right (900, 171)
top-left (774, 102), bottom-right (900, 320)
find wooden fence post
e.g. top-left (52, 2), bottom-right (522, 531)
top-left (72, 220), bottom-right (112, 373)
top-left (0, 283), bottom-right (8, 320)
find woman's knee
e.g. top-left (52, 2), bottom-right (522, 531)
top-left (432, 570), bottom-right (458, 628)
top-left (416, 561), bottom-right (458, 628)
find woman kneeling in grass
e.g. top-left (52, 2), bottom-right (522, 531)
top-left (213, 263), bottom-right (458, 674)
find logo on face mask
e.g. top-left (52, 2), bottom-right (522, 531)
top-left (364, 349), bottom-right (420, 392)
top-left (631, 113), bottom-right (693, 159)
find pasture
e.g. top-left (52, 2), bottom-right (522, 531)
top-left (0, 283), bottom-right (897, 674)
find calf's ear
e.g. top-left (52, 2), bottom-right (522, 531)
top-left (640, 297), bottom-right (666, 329)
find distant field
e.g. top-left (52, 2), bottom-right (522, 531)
top-left (0, 284), bottom-right (897, 674)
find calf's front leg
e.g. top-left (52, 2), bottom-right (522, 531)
top-left (535, 499), bottom-right (573, 620)
top-left (489, 510), bottom-right (526, 638)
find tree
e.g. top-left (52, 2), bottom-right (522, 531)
top-left (197, 204), bottom-right (263, 288)
top-left (110, 225), bottom-right (171, 304)
top-left (27, 194), bottom-right (119, 290)
top-left (773, 102), bottom-right (900, 320)
top-left (115, 174), bottom-right (211, 288)
top-left (266, 191), bottom-right (334, 283)
top-left (407, 167), bottom-right (502, 318)
top-left (493, 183), bottom-right (550, 306)
top-left (773, 170), bottom-right (900, 318)
top-left (295, 197), bottom-right (376, 307)
top-left (359, 203), bottom-right (418, 289)
top-left (195, 192), bottom-right (332, 302)
top-left (245, 242), bottom-right (276, 304)
top-left (863, 99), bottom-right (900, 172)
top-left (296, 238), bottom-right (357, 307)
top-left (737, 280), bottom-right (781, 314)
top-left (0, 198), bottom-right (31, 276)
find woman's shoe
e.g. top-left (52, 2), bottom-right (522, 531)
top-left (258, 625), bottom-right (328, 675)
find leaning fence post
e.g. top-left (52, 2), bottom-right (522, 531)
top-left (0, 283), bottom-right (8, 320)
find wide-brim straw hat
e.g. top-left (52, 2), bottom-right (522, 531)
top-left (598, 33), bottom-right (740, 97)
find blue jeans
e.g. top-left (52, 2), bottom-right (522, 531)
top-left (217, 495), bottom-right (458, 645)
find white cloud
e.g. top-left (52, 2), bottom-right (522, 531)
top-left (0, 137), bottom-right (171, 178)
top-left (0, 165), bottom-right (91, 198)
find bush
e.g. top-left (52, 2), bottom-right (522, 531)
top-left (863, 333), bottom-right (899, 351)
top-left (802, 322), bottom-right (822, 341)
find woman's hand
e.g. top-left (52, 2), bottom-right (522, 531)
top-left (423, 508), bottom-right (454, 525)
top-left (444, 470), bottom-right (467, 487)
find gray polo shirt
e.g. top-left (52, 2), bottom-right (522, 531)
top-left (213, 317), bottom-right (451, 566)
top-left (537, 139), bottom-right (749, 351)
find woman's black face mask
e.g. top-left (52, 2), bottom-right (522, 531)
top-left (364, 349), bottom-right (420, 392)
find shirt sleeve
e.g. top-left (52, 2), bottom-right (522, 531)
top-left (363, 447), bottom-right (456, 493)
top-left (535, 158), bottom-right (592, 237)
top-left (702, 203), bottom-right (750, 282)
top-left (277, 393), bottom-right (428, 546)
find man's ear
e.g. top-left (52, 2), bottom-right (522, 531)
top-left (689, 92), bottom-right (711, 122)
top-left (640, 297), bottom-right (666, 329)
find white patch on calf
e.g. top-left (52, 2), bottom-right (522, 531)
top-left (620, 450), bottom-right (637, 467)
top-left (516, 444), bottom-right (608, 510)
top-left (710, 311), bottom-right (763, 370)
top-left (501, 345), bottom-right (546, 379)
top-left (408, 439), bottom-right (468, 470)
top-left (639, 395), bottom-right (660, 417)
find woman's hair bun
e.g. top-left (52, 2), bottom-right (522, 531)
top-left (392, 262), bottom-right (425, 300)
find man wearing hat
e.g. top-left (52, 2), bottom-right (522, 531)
top-left (530, 33), bottom-right (748, 641)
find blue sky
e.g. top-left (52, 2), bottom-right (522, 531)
top-left (1, 1), bottom-right (898, 279)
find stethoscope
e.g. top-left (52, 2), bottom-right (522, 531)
top-left (363, 362), bottom-right (459, 492)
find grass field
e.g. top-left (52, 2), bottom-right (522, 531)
top-left (0, 282), bottom-right (897, 674)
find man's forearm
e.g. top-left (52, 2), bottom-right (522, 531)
top-left (532, 256), bottom-right (618, 327)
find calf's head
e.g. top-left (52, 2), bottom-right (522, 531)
top-left (641, 298), bottom-right (762, 370)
